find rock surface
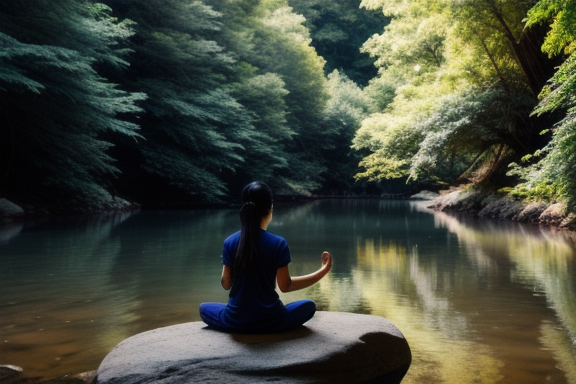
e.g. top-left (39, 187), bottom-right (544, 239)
top-left (430, 189), bottom-right (576, 230)
top-left (0, 365), bottom-right (23, 384)
top-left (0, 198), bottom-right (25, 221)
top-left (95, 311), bottom-right (411, 384)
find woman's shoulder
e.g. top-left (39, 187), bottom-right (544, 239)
top-left (262, 230), bottom-right (287, 244)
top-left (224, 230), bottom-right (241, 244)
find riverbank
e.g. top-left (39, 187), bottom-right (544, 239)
top-left (4, 188), bottom-right (576, 232)
top-left (413, 189), bottom-right (576, 232)
top-left (0, 197), bottom-right (141, 224)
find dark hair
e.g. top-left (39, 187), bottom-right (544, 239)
top-left (235, 181), bottom-right (273, 270)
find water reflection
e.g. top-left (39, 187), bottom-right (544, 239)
top-left (1, 200), bottom-right (575, 383)
top-left (1, 210), bottom-right (232, 377)
top-left (350, 235), bottom-right (503, 384)
top-left (277, 200), bottom-right (576, 384)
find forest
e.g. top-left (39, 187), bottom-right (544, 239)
top-left (0, 0), bottom-right (575, 212)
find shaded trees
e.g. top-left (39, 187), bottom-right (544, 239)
top-left (508, 0), bottom-right (576, 207)
top-left (0, 0), bottom-right (338, 208)
top-left (102, 0), bottom-right (256, 203)
top-left (0, 1), bottom-right (144, 210)
top-left (287, 0), bottom-right (389, 85)
top-left (207, 0), bottom-right (334, 195)
top-left (104, 0), bottom-right (334, 201)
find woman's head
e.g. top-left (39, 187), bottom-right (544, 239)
top-left (240, 181), bottom-right (273, 217)
top-left (236, 181), bottom-right (273, 269)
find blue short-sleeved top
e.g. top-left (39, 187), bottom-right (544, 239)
top-left (221, 229), bottom-right (291, 330)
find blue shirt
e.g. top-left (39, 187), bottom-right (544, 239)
top-left (221, 230), bottom-right (291, 330)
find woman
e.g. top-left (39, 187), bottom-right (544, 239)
top-left (199, 181), bottom-right (332, 333)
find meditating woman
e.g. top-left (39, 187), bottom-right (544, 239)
top-left (199, 181), bottom-right (332, 333)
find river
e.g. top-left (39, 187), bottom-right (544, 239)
top-left (1, 199), bottom-right (575, 383)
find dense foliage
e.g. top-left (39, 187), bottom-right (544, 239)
top-left (0, 1), bottom-right (145, 209)
top-left (498, 0), bottom-right (576, 207)
top-left (1, 0), bottom-right (576, 211)
top-left (0, 0), bottom-right (372, 210)
top-left (352, 0), bottom-right (555, 192)
top-left (287, 0), bottom-right (388, 86)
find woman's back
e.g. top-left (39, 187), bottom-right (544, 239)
top-left (221, 230), bottom-right (291, 329)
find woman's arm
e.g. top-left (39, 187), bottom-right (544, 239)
top-left (277, 251), bottom-right (332, 293)
top-left (221, 264), bottom-right (233, 290)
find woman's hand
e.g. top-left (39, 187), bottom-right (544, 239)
top-left (321, 251), bottom-right (332, 272)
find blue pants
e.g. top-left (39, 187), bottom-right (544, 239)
top-left (199, 299), bottom-right (316, 333)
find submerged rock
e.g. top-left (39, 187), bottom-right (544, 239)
top-left (94, 311), bottom-right (411, 384)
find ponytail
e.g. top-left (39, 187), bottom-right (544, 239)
top-left (235, 181), bottom-right (273, 270)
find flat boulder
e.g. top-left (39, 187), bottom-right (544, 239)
top-left (95, 311), bottom-right (411, 384)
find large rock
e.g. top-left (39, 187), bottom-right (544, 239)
top-left (95, 311), bottom-right (411, 384)
top-left (0, 198), bottom-right (25, 221)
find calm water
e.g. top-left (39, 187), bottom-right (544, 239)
top-left (1, 199), bottom-right (576, 383)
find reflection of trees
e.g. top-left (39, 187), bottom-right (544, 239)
top-left (540, 321), bottom-right (576, 383)
top-left (0, 209), bottom-right (235, 378)
top-left (104, 209), bottom-right (235, 330)
top-left (424, 207), bottom-right (576, 384)
top-left (281, 272), bottom-right (373, 314)
top-left (0, 222), bottom-right (23, 243)
top-left (408, 251), bottom-right (468, 338)
top-left (506, 231), bottom-right (576, 343)
top-left (353, 236), bottom-right (502, 384)
top-left (0, 212), bottom-right (138, 377)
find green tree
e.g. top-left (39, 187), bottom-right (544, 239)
top-left (0, 1), bottom-right (144, 210)
top-left (320, 70), bottom-right (376, 194)
top-left (105, 0), bottom-right (333, 200)
top-left (353, 0), bottom-right (553, 191)
top-left (203, 0), bottom-right (297, 194)
top-left (103, 0), bottom-right (259, 202)
top-left (287, 0), bottom-right (389, 85)
top-left (243, 1), bottom-right (330, 195)
top-left (227, 73), bottom-right (294, 193)
top-left (510, 0), bottom-right (576, 207)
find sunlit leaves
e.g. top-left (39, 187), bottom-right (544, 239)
top-left (362, 7), bottom-right (449, 71)
top-left (525, 0), bottom-right (576, 56)
top-left (535, 53), bottom-right (576, 115)
top-left (354, 0), bottom-right (545, 188)
top-left (353, 112), bottom-right (425, 172)
top-left (356, 154), bottom-right (410, 181)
